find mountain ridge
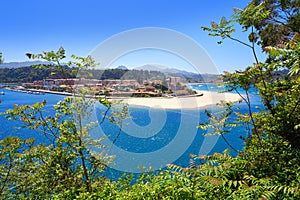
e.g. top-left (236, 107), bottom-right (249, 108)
top-left (133, 64), bottom-right (220, 81)
top-left (0, 61), bottom-right (53, 68)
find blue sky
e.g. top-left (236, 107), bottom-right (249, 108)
top-left (0, 0), bottom-right (266, 73)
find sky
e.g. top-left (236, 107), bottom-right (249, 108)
top-left (0, 0), bottom-right (266, 74)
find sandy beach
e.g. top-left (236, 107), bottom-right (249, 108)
top-left (20, 88), bottom-right (242, 110)
top-left (117, 91), bottom-right (242, 110)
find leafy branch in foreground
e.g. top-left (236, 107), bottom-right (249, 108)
top-left (0, 1), bottom-right (299, 199)
top-left (197, 101), bottom-right (241, 153)
top-left (0, 52), bottom-right (3, 64)
top-left (195, 1), bottom-right (300, 199)
top-left (0, 48), bottom-right (130, 199)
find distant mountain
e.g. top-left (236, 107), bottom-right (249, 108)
top-left (134, 64), bottom-right (167, 72)
top-left (116, 65), bottom-right (128, 70)
top-left (0, 61), bottom-right (53, 69)
top-left (134, 64), bottom-right (198, 75)
top-left (134, 64), bottom-right (220, 82)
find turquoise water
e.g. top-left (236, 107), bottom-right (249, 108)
top-left (0, 84), bottom-right (260, 177)
top-left (0, 89), bottom-right (64, 142)
top-left (187, 83), bottom-right (226, 92)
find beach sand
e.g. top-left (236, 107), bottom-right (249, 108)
top-left (116, 91), bottom-right (242, 110)
top-left (23, 88), bottom-right (242, 110)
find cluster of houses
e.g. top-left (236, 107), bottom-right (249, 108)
top-left (22, 77), bottom-right (194, 97)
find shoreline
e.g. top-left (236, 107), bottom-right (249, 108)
top-left (31, 88), bottom-right (242, 110)
top-left (119, 90), bottom-right (242, 110)
top-left (4, 88), bottom-right (242, 110)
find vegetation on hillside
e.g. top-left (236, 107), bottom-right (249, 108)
top-left (0, 62), bottom-right (221, 84)
top-left (0, 0), bottom-right (299, 199)
top-left (0, 65), bottom-right (76, 83)
top-left (0, 65), bottom-right (206, 84)
top-left (0, 52), bottom-right (3, 64)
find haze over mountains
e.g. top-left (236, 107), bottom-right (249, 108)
top-left (0, 62), bottom-right (221, 82)
top-left (0, 61), bottom-right (53, 68)
top-left (1, 61), bottom-right (219, 73)
top-left (133, 64), bottom-right (220, 81)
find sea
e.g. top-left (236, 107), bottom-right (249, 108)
top-left (0, 83), bottom-right (261, 179)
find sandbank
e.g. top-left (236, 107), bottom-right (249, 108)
top-left (114, 91), bottom-right (242, 110)
top-left (20, 88), bottom-right (242, 110)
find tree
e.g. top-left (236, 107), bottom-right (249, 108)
top-left (0, 47), bottom-right (130, 199)
top-left (1, 1), bottom-right (299, 198)
top-left (197, 0), bottom-right (300, 198)
top-left (92, 2), bottom-right (300, 199)
top-left (201, 0), bottom-right (300, 147)
top-left (249, 0), bottom-right (300, 48)
top-left (0, 52), bottom-right (3, 64)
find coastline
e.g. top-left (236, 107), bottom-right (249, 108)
top-left (119, 90), bottom-right (242, 110)
top-left (17, 88), bottom-right (242, 110)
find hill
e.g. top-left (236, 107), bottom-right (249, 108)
top-left (0, 64), bottom-right (221, 83)
top-left (134, 64), bottom-right (220, 82)
top-left (0, 61), bottom-right (53, 69)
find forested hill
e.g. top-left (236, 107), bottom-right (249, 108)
top-left (0, 65), bottom-right (76, 83)
top-left (0, 65), bottom-right (220, 83)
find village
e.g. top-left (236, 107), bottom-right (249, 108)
top-left (16, 76), bottom-right (196, 97)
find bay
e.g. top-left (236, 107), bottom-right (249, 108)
top-left (0, 83), bottom-right (259, 177)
